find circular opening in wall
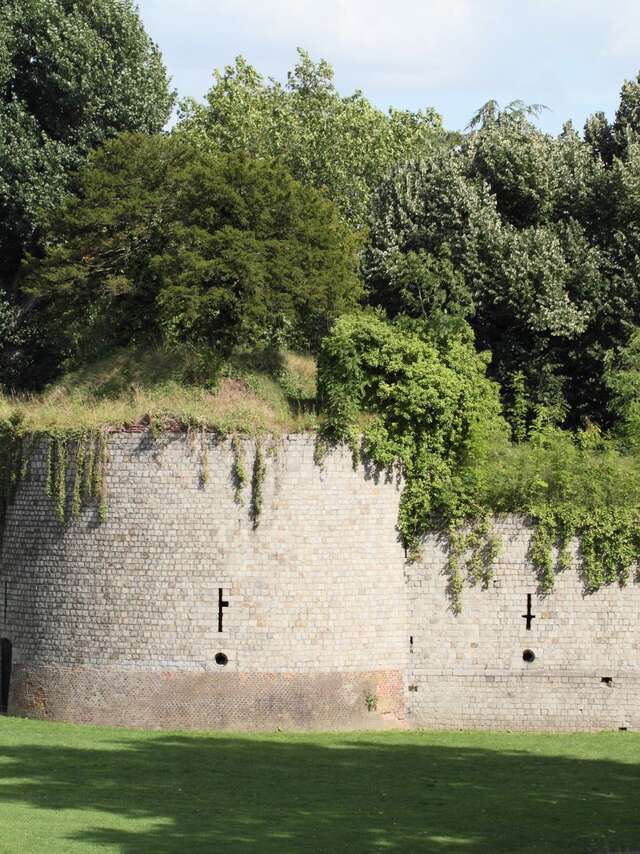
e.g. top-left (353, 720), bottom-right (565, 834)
top-left (522, 649), bottom-right (536, 663)
top-left (215, 653), bottom-right (228, 666)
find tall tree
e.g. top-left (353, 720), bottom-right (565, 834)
top-left (24, 135), bottom-right (363, 380)
top-left (0, 0), bottom-right (174, 294)
top-left (177, 50), bottom-right (444, 229)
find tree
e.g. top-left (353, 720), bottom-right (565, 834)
top-left (0, 0), bottom-right (174, 293)
top-left (318, 311), bottom-right (506, 546)
top-left (24, 134), bottom-right (363, 379)
top-left (363, 111), bottom-right (615, 427)
top-left (176, 50), bottom-right (444, 228)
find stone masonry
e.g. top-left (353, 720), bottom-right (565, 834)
top-left (0, 432), bottom-right (638, 730)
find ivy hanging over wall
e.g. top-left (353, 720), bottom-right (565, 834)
top-left (0, 415), bottom-right (272, 544)
top-left (318, 312), bottom-right (640, 610)
top-left (250, 440), bottom-right (266, 527)
top-left (0, 417), bottom-right (110, 542)
top-left (231, 434), bottom-right (247, 504)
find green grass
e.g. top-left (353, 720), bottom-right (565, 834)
top-left (0, 718), bottom-right (639, 853)
top-left (0, 347), bottom-right (319, 435)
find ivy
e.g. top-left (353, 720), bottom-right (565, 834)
top-left (71, 434), bottom-right (86, 517)
top-left (318, 312), bottom-right (640, 610)
top-left (319, 313), bottom-right (505, 608)
top-left (250, 440), bottom-right (267, 528)
top-left (0, 415), bottom-right (26, 548)
top-left (54, 436), bottom-right (67, 524)
top-left (0, 422), bottom-right (111, 537)
top-left (83, 432), bottom-right (96, 499)
top-left (231, 435), bottom-right (247, 504)
top-left (97, 432), bottom-right (109, 522)
top-left (200, 430), bottom-right (210, 488)
top-left (446, 518), bottom-right (501, 614)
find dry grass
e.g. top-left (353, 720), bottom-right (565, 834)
top-left (0, 347), bottom-right (319, 435)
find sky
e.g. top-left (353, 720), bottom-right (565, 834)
top-left (136, 0), bottom-right (640, 135)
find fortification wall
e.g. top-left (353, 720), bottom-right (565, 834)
top-left (408, 518), bottom-right (640, 731)
top-left (0, 432), bottom-right (639, 731)
top-left (0, 433), bottom-right (406, 730)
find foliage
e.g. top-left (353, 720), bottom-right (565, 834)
top-left (250, 440), bottom-right (266, 527)
top-left (363, 95), bottom-right (640, 429)
top-left (176, 50), bottom-right (444, 228)
top-left (604, 328), bottom-right (640, 448)
top-left (0, 346), bottom-right (319, 437)
top-left (318, 312), bottom-right (506, 556)
top-left (231, 435), bottom-right (247, 504)
top-left (0, 0), bottom-right (174, 388)
top-left (0, 418), bottom-right (110, 543)
top-left (318, 314), bottom-right (640, 603)
top-left (24, 134), bottom-right (362, 378)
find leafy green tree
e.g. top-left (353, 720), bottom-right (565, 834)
top-left (0, 0), bottom-right (174, 293)
top-left (364, 102), bottom-right (640, 427)
top-left (177, 50), bottom-right (443, 228)
top-left (25, 134), bottom-right (363, 377)
top-left (584, 111), bottom-right (615, 165)
top-left (604, 328), bottom-right (640, 446)
top-left (318, 311), bottom-right (506, 547)
top-left (613, 73), bottom-right (640, 157)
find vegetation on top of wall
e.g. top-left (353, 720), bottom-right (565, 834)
top-left (0, 346), bottom-right (318, 436)
top-left (0, 345), bottom-right (316, 539)
top-left (5, 10), bottom-right (640, 610)
top-left (318, 313), bottom-right (640, 608)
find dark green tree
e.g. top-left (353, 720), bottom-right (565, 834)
top-left (25, 134), bottom-right (363, 377)
top-left (0, 0), bottom-right (174, 294)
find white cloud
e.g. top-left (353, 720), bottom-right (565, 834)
top-left (137, 0), bottom-right (640, 131)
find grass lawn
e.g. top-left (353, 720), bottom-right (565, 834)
top-left (0, 718), bottom-right (638, 854)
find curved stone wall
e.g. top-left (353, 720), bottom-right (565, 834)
top-left (1, 430), bottom-right (640, 731)
top-left (0, 433), bottom-right (406, 730)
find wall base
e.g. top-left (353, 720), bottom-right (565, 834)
top-left (407, 673), bottom-right (640, 732)
top-left (10, 665), bottom-right (406, 731)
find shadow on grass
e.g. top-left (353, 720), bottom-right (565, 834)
top-left (0, 728), bottom-right (639, 853)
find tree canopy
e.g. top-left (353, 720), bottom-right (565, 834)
top-left (24, 134), bottom-right (362, 381)
top-left (364, 97), bottom-right (640, 429)
top-left (176, 50), bottom-right (444, 228)
top-left (0, 0), bottom-right (174, 292)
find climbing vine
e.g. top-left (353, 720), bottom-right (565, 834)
top-left (446, 518), bottom-right (501, 614)
top-left (0, 419), bottom-right (111, 539)
top-left (231, 434), bottom-right (247, 503)
top-left (250, 440), bottom-right (267, 527)
top-left (200, 430), bottom-right (209, 487)
top-left (318, 313), bottom-right (505, 609)
top-left (318, 312), bottom-right (640, 610)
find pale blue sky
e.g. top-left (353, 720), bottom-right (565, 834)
top-left (137, 0), bottom-right (640, 134)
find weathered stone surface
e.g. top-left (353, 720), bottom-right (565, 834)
top-left (407, 516), bottom-right (640, 731)
top-left (0, 433), bottom-right (406, 729)
top-left (1, 433), bottom-right (639, 731)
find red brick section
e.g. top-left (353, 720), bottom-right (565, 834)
top-left (11, 665), bottom-right (406, 731)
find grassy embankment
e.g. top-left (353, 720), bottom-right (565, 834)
top-left (0, 347), bottom-right (319, 435)
top-left (0, 717), bottom-right (638, 854)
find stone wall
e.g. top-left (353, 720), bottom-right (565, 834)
top-left (0, 432), bottom-right (639, 731)
top-left (0, 433), bottom-right (406, 730)
top-left (407, 517), bottom-right (640, 731)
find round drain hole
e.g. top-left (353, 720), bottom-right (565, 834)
top-left (522, 649), bottom-right (536, 663)
top-left (215, 653), bottom-right (228, 666)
